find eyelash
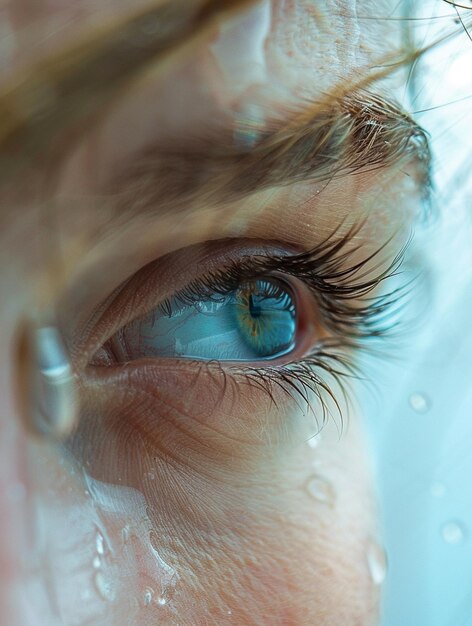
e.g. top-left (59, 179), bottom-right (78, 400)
top-left (145, 225), bottom-right (411, 429)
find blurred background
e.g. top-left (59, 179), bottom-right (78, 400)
top-left (361, 4), bottom-right (472, 625)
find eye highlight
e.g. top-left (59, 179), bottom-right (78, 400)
top-left (110, 277), bottom-right (299, 362)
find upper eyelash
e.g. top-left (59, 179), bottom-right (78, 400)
top-left (159, 224), bottom-right (412, 345)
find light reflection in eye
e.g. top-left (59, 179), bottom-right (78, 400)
top-left (114, 277), bottom-right (297, 362)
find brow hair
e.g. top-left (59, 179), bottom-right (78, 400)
top-left (0, 0), bottom-right (462, 193)
top-left (110, 89), bottom-right (431, 220)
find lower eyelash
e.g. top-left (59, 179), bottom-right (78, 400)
top-left (229, 339), bottom-right (361, 433)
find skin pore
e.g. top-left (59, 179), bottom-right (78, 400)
top-left (0, 1), bottom-right (431, 625)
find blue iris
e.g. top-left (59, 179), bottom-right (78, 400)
top-left (132, 278), bottom-right (297, 361)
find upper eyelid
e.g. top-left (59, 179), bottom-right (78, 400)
top-left (174, 236), bottom-right (407, 337)
top-left (86, 231), bottom-right (406, 367)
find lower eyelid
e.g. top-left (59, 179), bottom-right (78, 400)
top-left (83, 357), bottom-right (325, 453)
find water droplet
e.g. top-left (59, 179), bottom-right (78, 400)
top-left (442, 521), bottom-right (465, 545)
top-left (227, 609), bottom-right (233, 615)
top-left (121, 526), bottom-right (130, 544)
top-left (430, 482), bottom-right (446, 498)
top-left (366, 541), bottom-right (387, 586)
top-left (147, 471), bottom-right (156, 481)
top-left (143, 588), bottom-right (154, 606)
top-left (307, 434), bottom-right (321, 449)
top-left (94, 571), bottom-right (117, 602)
top-left (305, 475), bottom-right (335, 506)
top-left (30, 325), bottom-right (78, 437)
top-left (147, 528), bottom-right (178, 603)
top-left (96, 532), bottom-right (105, 556)
top-left (409, 392), bottom-right (430, 414)
top-left (93, 555), bottom-right (101, 569)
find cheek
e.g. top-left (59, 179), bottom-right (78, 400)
top-left (148, 412), bottom-right (380, 626)
top-left (68, 366), bottom-right (381, 626)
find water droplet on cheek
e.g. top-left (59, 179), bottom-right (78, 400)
top-left (366, 541), bottom-right (387, 586)
top-left (80, 589), bottom-right (93, 602)
top-left (96, 532), bottom-right (105, 556)
top-left (94, 571), bottom-right (117, 602)
top-left (307, 433), bottom-right (321, 449)
top-left (121, 525), bottom-right (130, 543)
top-left (84, 475), bottom-right (179, 618)
top-left (143, 588), bottom-right (154, 606)
top-left (305, 475), bottom-right (336, 506)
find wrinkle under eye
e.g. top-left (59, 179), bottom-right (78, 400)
top-left (110, 277), bottom-right (298, 362)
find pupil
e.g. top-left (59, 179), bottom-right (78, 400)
top-left (249, 294), bottom-right (262, 318)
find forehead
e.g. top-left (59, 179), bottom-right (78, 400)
top-left (100, 0), bottom-right (408, 150)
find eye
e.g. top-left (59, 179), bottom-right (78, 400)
top-left (68, 233), bottom-right (404, 481)
top-left (79, 231), bottom-right (404, 435)
top-left (107, 276), bottom-right (300, 363)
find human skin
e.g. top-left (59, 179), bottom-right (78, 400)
top-left (0, 1), bottom-right (427, 625)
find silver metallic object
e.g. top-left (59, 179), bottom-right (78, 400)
top-left (29, 326), bottom-right (78, 438)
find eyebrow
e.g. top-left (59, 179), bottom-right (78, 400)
top-left (0, 0), bottom-right (431, 221)
top-left (110, 90), bottom-right (431, 219)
